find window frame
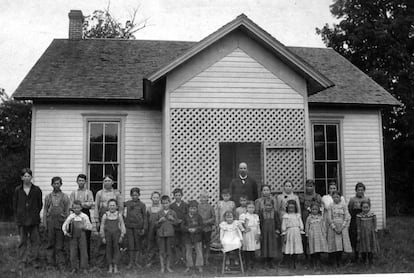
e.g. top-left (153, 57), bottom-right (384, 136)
top-left (311, 120), bottom-right (342, 195)
top-left (82, 113), bottom-right (126, 196)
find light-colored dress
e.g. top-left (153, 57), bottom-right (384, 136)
top-left (281, 213), bottom-right (304, 254)
top-left (216, 200), bottom-right (236, 224)
top-left (305, 214), bottom-right (328, 254)
top-left (219, 220), bottom-right (244, 253)
top-left (326, 203), bottom-right (352, 253)
top-left (321, 195), bottom-right (346, 215)
top-left (239, 213), bottom-right (260, 251)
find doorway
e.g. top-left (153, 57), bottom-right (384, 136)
top-left (219, 142), bottom-right (262, 195)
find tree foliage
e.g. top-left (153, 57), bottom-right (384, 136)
top-left (317, 0), bottom-right (414, 215)
top-left (0, 89), bottom-right (32, 220)
top-left (83, 5), bottom-right (147, 39)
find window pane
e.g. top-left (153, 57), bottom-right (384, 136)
top-left (90, 143), bottom-right (103, 162)
top-left (90, 123), bottom-right (103, 142)
top-left (90, 182), bottom-right (102, 198)
top-left (326, 125), bottom-right (338, 142)
top-left (105, 123), bottom-right (118, 142)
top-left (104, 144), bottom-right (118, 162)
top-left (327, 162), bottom-right (339, 179)
top-left (315, 179), bottom-right (326, 196)
top-left (314, 142), bottom-right (326, 160)
top-left (314, 162), bottom-right (325, 178)
top-left (327, 142), bottom-right (338, 160)
top-left (90, 164), bottom-right (103, 183)
top-left (105, 164), bottom-right (118, 183)
top-left (313, 125), bottom-right (325, 142)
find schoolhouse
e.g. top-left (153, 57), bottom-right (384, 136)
top-left (13, 10), bottom-right (399, 228)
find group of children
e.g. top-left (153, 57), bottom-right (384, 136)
top-left (13, 168), bottom-right (380, 275)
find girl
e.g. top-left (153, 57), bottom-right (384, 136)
top-left (100, 199), bottom-right (126, 273)
top-left (145, 191), bottom-right (162, 267)
top-left (281, 200), bottom-right (304, 269)
top-left (216, 189), bottom-right (236, 225)
top-left (321, 181), bottom-right (346, 216)
top-left (239, 201), bottom-right (261, 270)
top-left (356, 200), bottom-right (379, 266)
top-left (124, 187), bottom-right (147, 269)
top-left (299, 179), bottom-right (322, 257)
top-left (259, 198), bottom-right (280, 268)
top-left (276, 180), bottom-right (301, 217)
top-left (305, 203), bottom-right (328, 268)
top-left (326, 191), bottom-right (352, 266)
top-left (255, 184), bottom-right (275, 214)
top-left (219, 211), bottom-right (244, 271)
top-left (348, 182), bottom-right (371, 262)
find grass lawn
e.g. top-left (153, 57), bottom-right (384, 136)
top-left (1, 216), bottom-right (414, 277)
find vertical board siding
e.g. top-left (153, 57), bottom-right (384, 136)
top-left (310, 110), bottom-right (385, 229)
top-left (170, 48), bottom-right (304, 109)
top-left (33, 105), bottom-right (162, 208)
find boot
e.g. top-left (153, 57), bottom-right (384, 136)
top-left (368, 253), bottom-right (373, 266)
top-left (352, 251), bottom-right (359, 263)
top-left (159, 255), bottom-right (165, 273)
top-left (336, 252), bottom-right (342, 267)
top-left (292, 255), bottom-right (297, 269)
top-left (361, 252), bottom-right (367, 265)
top-left (204, 246), bottom-right (210, 265)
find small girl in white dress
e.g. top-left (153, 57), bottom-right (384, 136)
top-left (219, 210), bottom-right (244, 270)
top-left (281, 200), bottom-right (304, 269)
top-left (239, 201), bottom-right (260, 270)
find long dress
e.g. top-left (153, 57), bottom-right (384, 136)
top-left (281, 213), bottom-right (304, 254)
top-left (356, 212), bottom-right (379, 253)
top-left (259, 210), bottom-right (281, 258)
top-left (219, 220), bottom-right (243, 253)
top-left (348, 196), bottom-right (370, 251)
top-left (239, 213), bottom-right (260, 251)
top-left (326, 203), bottom-right (352, 253)
top-left (305, 214), bottom-right (328, 254)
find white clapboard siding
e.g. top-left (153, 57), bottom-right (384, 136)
top-left (32, 105), bottom-right (162, 208)
top-left (311, 110), bottom-right (385, 228)
top-left (342, 111), bottom-right (385, 228)
top-left (170, 48), bottom-right (304, 109)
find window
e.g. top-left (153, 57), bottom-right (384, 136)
top-left (312, 123), bottom-right (341, 195)
top-left (88, 122), bottom-right (120, 196)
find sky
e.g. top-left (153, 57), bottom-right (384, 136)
top-left (0, 0), bottom-right (338, 96)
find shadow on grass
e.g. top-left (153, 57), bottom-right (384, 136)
top-left (1, 217), bottom-right (414, 277)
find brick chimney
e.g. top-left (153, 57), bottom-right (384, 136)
top-left (68, 10), bottom-right (84, 40)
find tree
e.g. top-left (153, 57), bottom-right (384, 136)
top-left (316, 0), bottom-right (414, 215)
top-left (83, 5), bottom-right (148, 39)
top-left (0, 89), bottom-right (32, 220)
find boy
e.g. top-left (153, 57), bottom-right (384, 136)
top-left (69, 174), bottom-right (94, 261)
top-left (182, 200), bottom-right (204, 273)
top-left (124, 187), bottom-right (147, 268)
top-left (235, 195), bottom-right (248, 220)
top-left (13, 168), bottom-right (43, 269)
top-left (156, 195), bottom-right (179, 273)
top-left (169, 188), bottom-right (188, 264)
top-left (43, 176), bottom-right (70, 269)
top-left (198, 190), bottom-right (215, 265)
top-left (62, 200), bottom-right (92, 274)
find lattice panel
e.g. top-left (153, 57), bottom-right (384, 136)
top-left (170, 108), bottom-right (305, 205)
top-left (265, 148), bottom-right (304, 192)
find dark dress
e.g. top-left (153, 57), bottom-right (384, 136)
top-left (348, 196), bottom-right (370, 251)
top-left (259, 210), bottom-right (281, 258)
top-left (356, 212), bottom-right (379, 253)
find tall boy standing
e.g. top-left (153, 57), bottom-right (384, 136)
top-left (170, 188), bottom-right (188, 264)
top-left (13, 168), bottom-right (43, 269)
top-left (69, 174), bottom-right (94, 260)
top-left (43, 176), bottom-right (70, 269)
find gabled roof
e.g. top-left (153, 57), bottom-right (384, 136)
top-left (145, 14), bottom-right (334, 94)
top-left (12, 16), bottom-right (399, 107)
top-left (13, 39), bottom-right (194, 101)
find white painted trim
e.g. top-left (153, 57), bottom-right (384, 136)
top-left (163, 78), bottom-right (172, 196)
top-left (30, 105), bottom-right (36, 176)
top-left (378, 110), bottom-right (386, 228)
top-left (304, 95), bottom-right (312, 181)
